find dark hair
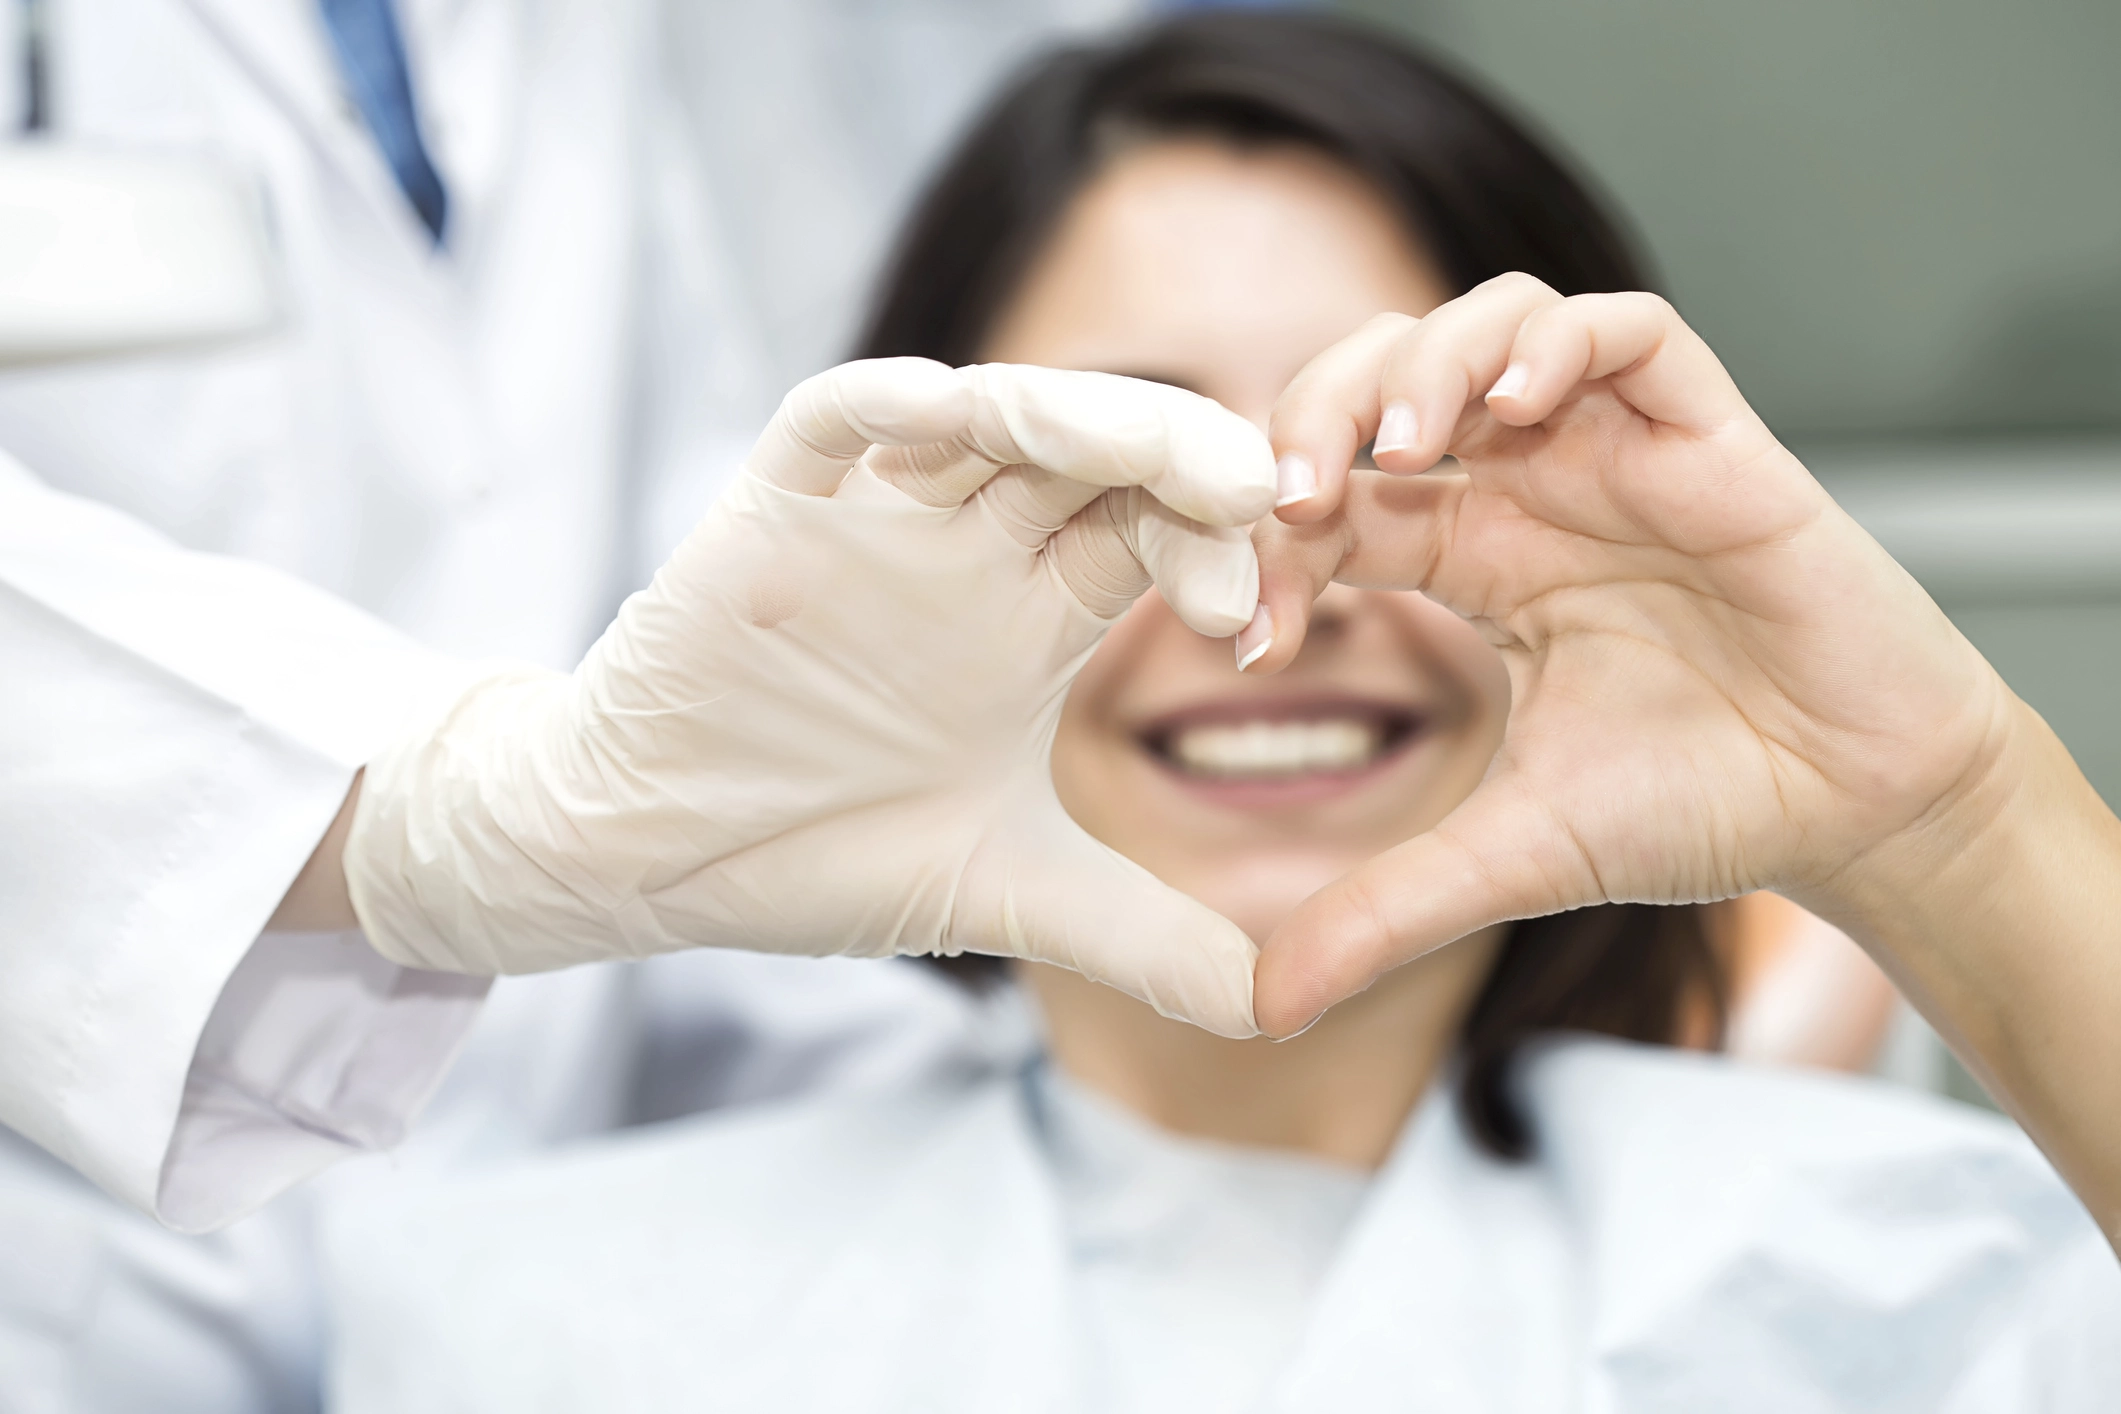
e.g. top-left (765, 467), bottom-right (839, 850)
top-left (855, 11), bottom-right (1720, 1160)
top-left (855, 10), bottom-right (1655, 366)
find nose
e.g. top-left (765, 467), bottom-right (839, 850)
top-left (1296, 584), bottom-right (1362, 656)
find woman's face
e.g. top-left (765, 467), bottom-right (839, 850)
top-left (984, 139), bottom-right (1511, 943)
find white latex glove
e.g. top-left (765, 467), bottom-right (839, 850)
top-left (345, 359), bottom-right (1276, 1036)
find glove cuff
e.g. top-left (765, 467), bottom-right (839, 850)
top-left (344, 662), bottom-right (582, 974)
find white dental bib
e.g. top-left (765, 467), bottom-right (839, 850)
top-left (320, 1035), bottom-right (2119, 1411)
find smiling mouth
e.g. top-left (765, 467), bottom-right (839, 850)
top-left (1141, 707), bottom-right (1423, 783)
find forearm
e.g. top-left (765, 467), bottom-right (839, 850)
top-left (1831, 694), bottom-right (2121, 1247)
top-left (267, 771), bottom-right (362, 933)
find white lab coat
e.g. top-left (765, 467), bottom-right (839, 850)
top-left (322, 1037), bottom-right (2121, 1412)
top-left (0, 0), bottom-right (772, 1227)
top-left (0, 950), bottom-right (990, 1410)
top-left (0, 0), bottom-right (1152, 1219)
top-left (22, 3), bottom-right (2084, 1408)
top-left (0, 0), bottom-right (1133, 1407)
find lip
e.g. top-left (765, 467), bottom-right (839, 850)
top-left (1134, 694), bottom-right (1427, 808)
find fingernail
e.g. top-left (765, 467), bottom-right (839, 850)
top-left (1487, 363), bottom-right (1530, 401)
top-left (1271, 1011), bottom-right (1325, 1043)
top-left (1373, 400), bottom-right (1418, 455)
top-left (1274, 453), bottom-right (1317, 507)
top-left (1234, 602), bottom-right (1273, 671)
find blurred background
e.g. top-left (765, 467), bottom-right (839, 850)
top-left (1348, 0), bottom-right (2121, 1104)
top-left (650, 0), bottom-right (2117, 1105)
top-left (1349, 0), bottom-right (2121, 1108)
top-left (666, 0), bottom-right (2121, 793)
top-left (12, 0), bottom-right (2098, 1100)
top-left (1352, 0), bottom-right (2121, 814)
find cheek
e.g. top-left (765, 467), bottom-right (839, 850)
top-left (1066, 593), bottom-right (1169, 707)
top-left (1051, 594), bottom-right (1171, 825)
top-left (1048, 588), bottom-right (1513, 945)
top-left (1156, 848), bottom-right (1368, 946)
top-left (1387, 592), bottom-right (1511, 751)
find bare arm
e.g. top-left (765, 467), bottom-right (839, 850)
top-left (1249, 281), bottom-right (2121, 1247)
top-left (1835, 697), bottom-right (2121, 1243)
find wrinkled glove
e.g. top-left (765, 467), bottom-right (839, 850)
top-left (344, 359), bottom-right (1276, 1036)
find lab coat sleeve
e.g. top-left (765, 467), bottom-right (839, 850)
top-left (0, 454), bottom-right (490, 1232)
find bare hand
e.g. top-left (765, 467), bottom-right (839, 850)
top-left (1246, 275), bottom-right (2015, 1038)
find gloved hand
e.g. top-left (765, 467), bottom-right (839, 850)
top-left (345, 358), bottom-right (1276, 1036)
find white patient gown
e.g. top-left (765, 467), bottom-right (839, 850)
top-left (322, 1035), bottom-right (2121, 1412)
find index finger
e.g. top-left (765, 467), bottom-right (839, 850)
top-left (1270, 276), bottom-right (1568, 522)
top-left (750, 358), bottom-right (975, 496)
top-left (962, 364), bottom-right (1277, 528)
top-left (1244, 467), bottom-right (1465, 673)
top-left (1261, 312), bottom-right (1415, 526)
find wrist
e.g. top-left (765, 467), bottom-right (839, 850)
top-left (1813, 688), bottom-right (2121, 1241)
top-left (1830, 692), bottom-right (2111, 963)
top-left (267, 770), bottom-right (363, 932)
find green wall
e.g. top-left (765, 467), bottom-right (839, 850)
top-left (1346, 0), bottom-right (2121, 819)
top-left (1345, 0), bottom-right (2121, 441)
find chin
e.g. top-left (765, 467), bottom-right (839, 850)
top-left (1172, 852), bottom-right (1363, 945)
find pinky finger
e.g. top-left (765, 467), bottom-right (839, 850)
top-left (1268, 312), bottom-right (1416, 525)
top-left (1240, 512), bottom-right (1353, 673)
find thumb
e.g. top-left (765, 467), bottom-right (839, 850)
top-left (1253, 774), bottom-right (1596, 1037)
top-left (959, 791), bottom-right (1259, 1039)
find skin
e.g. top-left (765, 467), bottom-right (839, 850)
top-left (1721, 891), bottom-right (1897, 1071)
top-left (984, 138), bottom-right (1893, 1162)
top-left (270, 771), bottom-right (360, 931)
top-left (276, 138), bottom-right (1893, 1164)
top-left (1252, 278), bottom-right (2121, 1243)
top-left (984, 138), bottom-right (1508, 1167)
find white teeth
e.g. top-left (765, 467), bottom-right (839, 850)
top-left (1169, 717), bottom-right (1382, 779)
